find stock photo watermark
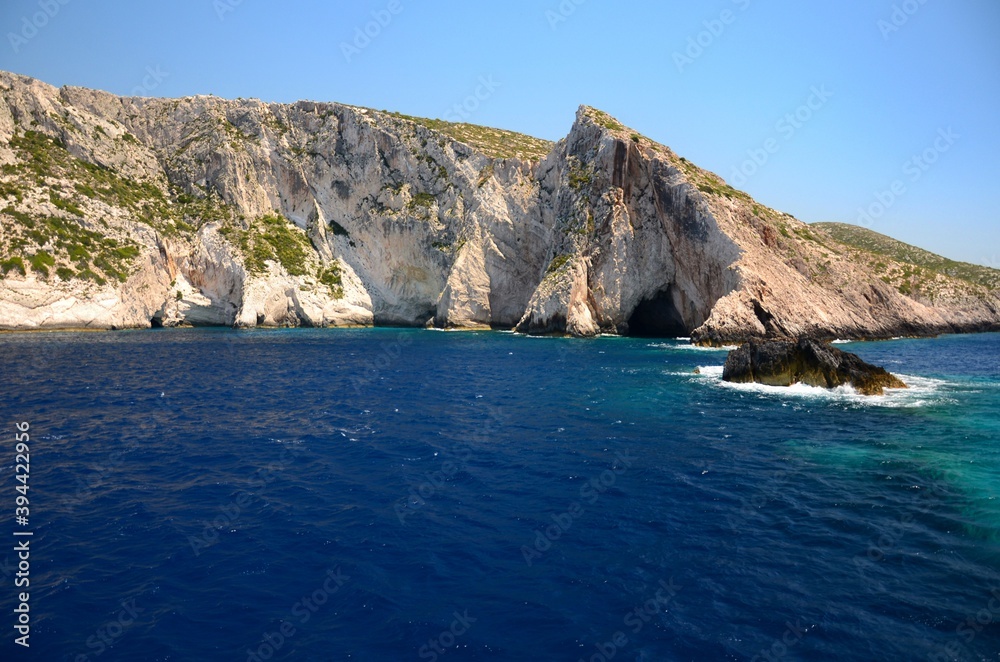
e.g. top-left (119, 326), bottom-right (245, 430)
top-left (546, 0), bottom-right (588, 30)
top-left (340, 0), bottom-right (404, 63)
top-left (729, 85), bottom-right (833, 187)
top-left (579, 578), bottom-right (680, 662)
top-left (1, 552), bottom-right (23, 647)
top-left (750, 618), bottom-right (812, 662)
top-left (878, 0), bottom-right (932, 40)
top-left (927, 588), bottom-right (1000, 662)
top-left (245, 567), bottom-right (350, 662)
top-left (673, 0), bottom-right (752, 73)
top-left (12, 422), bottom-right (32, 648)
top-left (129, 66), bottom-right (169, 97)
top-left (7, 0), bottom-right (71, 54)
top-left (61, 442), bottom-right (138, 512)
top-left (72, 596), bottom-right (145, 661)
top-left (350, 332), bottom-right (413, 395)
top-left (187, 444), bottom-right (305, 556)
top-left (418, 610), bottom-right (476, 661)
top-left (855, 127), bottom-right (958, 228)
top-left (852, 465), bottom-right (958, 573)
top-left (520, 449), bottom-right (634, 566)
top-left (395, 404), bottom-right (506, 524)
top-left (724, 469), bottom-right (791, 533)
top-left (442, 76), bottom-right (501, 123)
top-left (394, 444), bottom-right (473, 525)
top-left (213, 0), bottom-right (245, 22)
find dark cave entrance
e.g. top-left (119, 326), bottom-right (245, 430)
top-left (626, 288), bottom-right (689, 338)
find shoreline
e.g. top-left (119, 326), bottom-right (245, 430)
top-left (2, 322), bottom-right (998, 344)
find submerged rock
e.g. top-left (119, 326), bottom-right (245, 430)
top-left (722, 338), bottom-right (907, 395)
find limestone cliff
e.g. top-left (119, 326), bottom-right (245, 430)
top-left (1, 71), bottom-right (998, 341)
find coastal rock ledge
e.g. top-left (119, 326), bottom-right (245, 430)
top-left (722, 338), bottom-right (908, 396)
top-left (1, 71), bottom-right (998, 338)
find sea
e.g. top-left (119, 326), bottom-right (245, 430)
top-left (0, 328), bottom-right (998, 661)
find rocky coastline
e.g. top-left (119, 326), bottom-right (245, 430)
top-left (1, 71), bottom-right (998, 342)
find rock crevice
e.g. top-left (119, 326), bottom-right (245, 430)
top-left (1, 74), bottom-right (998, 340)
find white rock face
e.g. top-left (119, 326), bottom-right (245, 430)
top-left (1, 71), bottom-right (998, 341)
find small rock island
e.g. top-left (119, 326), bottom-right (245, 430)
top-left (722, 338), bottom-right (908, 396)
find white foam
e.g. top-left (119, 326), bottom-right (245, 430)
top-left (425, 327), bottom-right (489, 333)
top-left (648, 342), bottom-right (737, 352)
top-left (685, 366), bottom-right (953, 409)
top-left (665, 364), bottom-right (724, 377)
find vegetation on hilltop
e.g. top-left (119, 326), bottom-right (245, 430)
top-left (382, 112), bottom-right (554, 162)
top-left (813, 222), bottom-right (1000, 291)
top-left (672, 156), bottom-right (751, 203)
top-left (582, 107), bottom-right (625, 132)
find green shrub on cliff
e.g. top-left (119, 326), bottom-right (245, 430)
top-left (6, 128), bottom-right (235, 238)
top-left (49, 191), bottom-right (84, 217)
top-left (29, 251), bottom-right (55, 277)
top-left (317, 263), bottom-right (344, 298)
top-left (408, 192), bottom-right (436, 211)
top-left (0, 207), bottom-right (141, 285)
top-left (586, 108), bottom-right (624, 132)
top-left (0, 256), bottom-right (25, 276)
top-left (0, 181), bottom-right (24, 203)
top-left (222, 213), bottom-right (313, 276)
top-left (568, 163), bottom-right (593, 191)
top-left (546, 253), bottom-right (572, 276)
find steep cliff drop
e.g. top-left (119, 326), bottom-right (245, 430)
top-left (1, 71), bottom-right (998, 340)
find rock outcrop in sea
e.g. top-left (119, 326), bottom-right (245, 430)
top-left (1, 71), bottom-right (998, 340)
top-left (722, 338), bottom-right (907, 395)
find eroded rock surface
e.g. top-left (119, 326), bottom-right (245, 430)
top-left (1, 71), bottom-right (998, 339)
top-left (722, 338), bottom-right (908, 395)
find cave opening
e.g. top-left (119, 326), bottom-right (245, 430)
top-left (626, 288), bottom-right (689, 338)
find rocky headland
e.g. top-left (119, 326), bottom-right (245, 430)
top-left (1, 71), bottom-right (998, 341)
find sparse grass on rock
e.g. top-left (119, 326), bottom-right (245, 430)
top-left (814, 222), bottom-right (1000, 291)
top-left (383, 112), bottom-right (554, 161)
top-left (0, 207), bottom-right (141, 285)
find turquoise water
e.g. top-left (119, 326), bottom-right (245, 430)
top-left (0, 329), bottom-right (997, 660)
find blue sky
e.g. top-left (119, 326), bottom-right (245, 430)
top-left (1, 0), bottom-right (997, 266)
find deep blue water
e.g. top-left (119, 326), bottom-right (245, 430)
top-left (0, 329), bottom-right (998, 661)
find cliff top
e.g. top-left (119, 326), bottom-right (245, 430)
top-left (2, 69), bottom-right (997, 338)
top-left (813, 222), bottom-right (1000, 290)
top-left (376, 111), bottom-right (554, 162)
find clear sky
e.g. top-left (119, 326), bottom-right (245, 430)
top-left (1, 0), bottom-right (997, 266)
